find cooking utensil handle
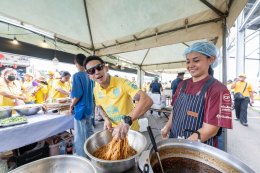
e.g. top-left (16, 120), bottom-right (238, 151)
top-left (143, 163), bottom-right (149, 173)
top-left (147, 126), bottom-right (158, 152)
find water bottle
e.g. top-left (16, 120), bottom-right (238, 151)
top-left (59, 141), bottom-right (66, 155)
top-left (66, 140), bottom-right (73, 155)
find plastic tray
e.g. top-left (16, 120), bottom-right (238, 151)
top-left (0, 116), bottom-right (28, 128)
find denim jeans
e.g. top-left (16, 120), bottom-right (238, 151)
top-left (74, 116), bottom-right (94, 157)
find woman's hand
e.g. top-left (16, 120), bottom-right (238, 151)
top-left (161, 125), bottom-right (171, 139)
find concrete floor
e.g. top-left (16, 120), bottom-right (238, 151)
top-left (227, 105), bottom-right (260, 172)
top-left (94, 104), bottom-right (260, 172)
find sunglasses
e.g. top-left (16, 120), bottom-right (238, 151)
top-left (86, 63), bottom-right (105, 75)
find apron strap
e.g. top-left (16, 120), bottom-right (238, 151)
top-left (199, 77), bottom-right (215, 97)
top-left (180, 80), bottom-right (187, 92)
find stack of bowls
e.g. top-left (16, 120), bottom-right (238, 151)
top-left (0, 106), bottom-right (12, 119)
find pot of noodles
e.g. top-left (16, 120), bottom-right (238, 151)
top-left (138, 139), bottom-right (255, 173)
top-left (84, 129), bottom-right (147, 173)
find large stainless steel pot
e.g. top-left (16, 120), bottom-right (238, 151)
top-left (138, 139), bottom-right (255, 173)
top-left (84, 129), bottom-right (147, 173)
top-left (9, 155), bottom-right (97, 173)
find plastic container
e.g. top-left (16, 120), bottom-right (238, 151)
top-left (138, 118), bottom-right (148, 132)
top-left (47, 132), bottom-right (73, 156)
top-left (0, 159), bottom-right (8, 173)
top-left (59, 141), bottom-right (66, 155)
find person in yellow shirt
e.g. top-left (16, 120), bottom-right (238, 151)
top-left (231, 74), bottom-right (254, 126)
top-left (84, 56), bottom-right (153, 140)
top-left (22, 73), bottom-right (36, 104)
top-left (47, 71), bottom-right (55, 96)
top-left (0, 68), bottom-right (26, 106)
top-left (33, 76), bottom-right (48, 104)
top-left (50, 71), bottom-right (71, 99)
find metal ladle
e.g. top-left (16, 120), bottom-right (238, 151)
top-left (147, 126), bottom-right (165, 173)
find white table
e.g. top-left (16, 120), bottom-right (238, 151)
top-left (0, 113), bottom-right (74, 152)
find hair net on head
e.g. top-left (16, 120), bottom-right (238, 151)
top-left (184, 41), bottom-right (221, 68)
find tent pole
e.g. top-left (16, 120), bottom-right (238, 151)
top-left (200, 0), bottom-right (226, 17)
top-left (83, 0), bottom-right (95, 52)
top-left (222, 17), bottom-right (228, 152)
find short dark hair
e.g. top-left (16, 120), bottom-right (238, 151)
top-left (177, 72), bottom-right (185, 77)
top-left (74, 54), bottom-right (87, 66)
top-left (83, 55), bottom-right (105, 69)
top-left (60, 71), bottom-right (71, 77)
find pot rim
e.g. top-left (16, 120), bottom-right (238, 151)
top-left (145, 139), bottom-right (255, 173)
top-left (9, 155), bottom-right (97, 173)
top-left (84, 129), bottom-right (147, 163)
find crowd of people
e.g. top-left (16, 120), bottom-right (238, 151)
top-left (1, 41), bottom-right (257, 156)
top-left (0, 68), bottom-right (72, 106)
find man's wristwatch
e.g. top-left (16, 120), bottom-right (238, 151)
top-left (123, 115), bottom-right (133, 126)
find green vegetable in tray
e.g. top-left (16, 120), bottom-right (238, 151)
top-left (0, 116), bottom-right (27, 126)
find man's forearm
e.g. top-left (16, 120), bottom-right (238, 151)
top-left (71, 98), bottom-right (80, 107)
top-left (0, 92), bottom-right (19, 99)
top-left (96, 106), bottom-right (110, 120)
top-left (56, 88), bottom-right (70, 96)
top-left (249, 92), bottom-right (254, 100)
top-left (129, 90), bottom-right (153, 121)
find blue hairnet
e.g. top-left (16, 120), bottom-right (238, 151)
top-left (184, 41), bottom-right (221, 68)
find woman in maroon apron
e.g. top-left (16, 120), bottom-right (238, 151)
top-left (161, 41), bottom-right (232, 147)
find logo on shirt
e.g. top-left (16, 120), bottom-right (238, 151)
top-left (106, 105), bottom-right (119, 115)
top-left (113, 88), bottom-right (120, 97)
top-left (223, 93), bottom-right (231, 102)
top-left (98, 91), bottom-right (103, 99)
top-left (126, 80), bottom-right (137, 89)
top-left (220, 105), bottom-right (232, 112)
top-left (216, 114), bottom-right (232, 119)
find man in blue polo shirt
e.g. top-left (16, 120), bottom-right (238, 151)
top-left (171, 72), bottom-right (185, 96)
top-left (70, 54), bottom-right (94, 157)
top-left (150, 77), bottom-right (163, 94)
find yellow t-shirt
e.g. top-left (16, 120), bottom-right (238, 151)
top-left (50, 80), bottom-right (71, 99)
top-left (22, 81), bottom-right (36, 102)
top-left (47, 78), bottom-right (54, 89)
top-left (234, 81), bottom-right (252, 97)
top-left (35, 84), bottom-right (48, 103)
top-left (0, 78), bottom-right (22, 106)
top-left (94, 76), bottom-right (140, 131)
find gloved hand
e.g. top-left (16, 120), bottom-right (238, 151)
top-left (161, 125), bottom-right (171, 139)
top-left (112, 121), bottom-right (130, 140)
top-left (32, 80), bottom-right (38, 86)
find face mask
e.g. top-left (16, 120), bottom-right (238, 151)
top-left (7, 75), bottom-right (16, 81)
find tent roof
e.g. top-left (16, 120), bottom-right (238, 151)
top-left (0, 0), bottom-right (247, 71)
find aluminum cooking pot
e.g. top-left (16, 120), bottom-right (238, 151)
top-left (84, 129), bottom-right (147, 173)
top-left (9, 155), bottom-right (97, 173)
top-left (138, 139), bottom-right (255, 173)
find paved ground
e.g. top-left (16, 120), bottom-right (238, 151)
top-left (227, 101), bottom-right (260, 172)
top-left (94, 103), bottom-right (260, 172)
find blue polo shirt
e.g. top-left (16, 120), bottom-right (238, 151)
top-left (71, 71), bottom-right (93, 120)
top-left (171, 78), bottom-right (182, 96)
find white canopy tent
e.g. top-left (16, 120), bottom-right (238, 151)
top-left (0, 0), bottom-right (247, 72)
